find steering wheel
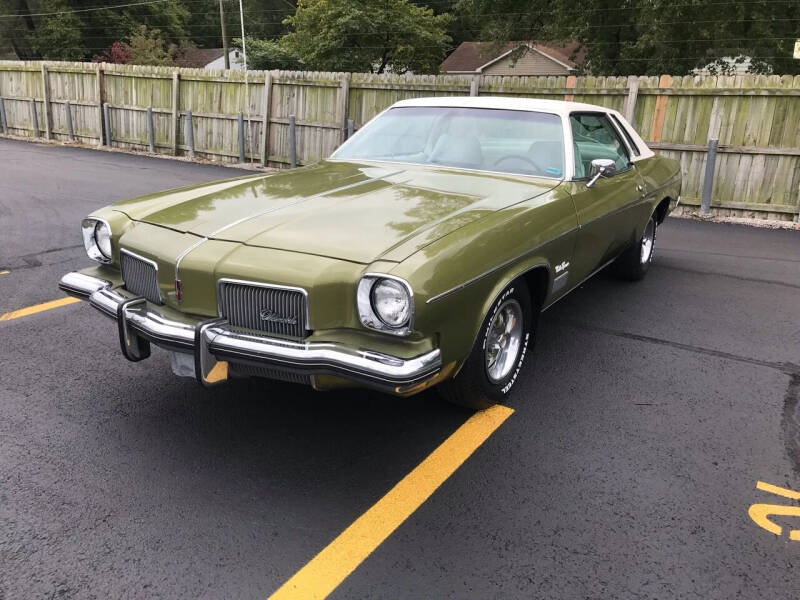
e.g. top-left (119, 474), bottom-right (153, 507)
top-left (494, 154), bottom-right (543, 174)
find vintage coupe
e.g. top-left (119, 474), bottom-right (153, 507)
top-left (60, 97), bottom-right (680, 409)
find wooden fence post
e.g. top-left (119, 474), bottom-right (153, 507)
top-left (103, 102), bottom-right (111, 146)
top-left (41, 63), bottom-right (52, 140)
top-left (0, 98), bottom-right (7, 134)
top-left (346, 118), bottom-right (354, 139)
top-left (469, 76), bottom-right (480, 96)
top-left (30, 99), bottom-right (39, 137)
top-left (337, 72), bottom-right (351, 144)
top-left (95, 64), bottom-right (104, 145)
top-left (237, 112), bottom-right (245, 162)
top-left (260, 71), bottom-right (273, 166)
top-left (622, 75), bottom-right (639, 123)
top-left (186, 110), bottom-right (195, 158)
top-left (171, 71), bottom-right (180, 155)
top-left (146, 107), bottom-right (155, 153)
top-left (701, 139), bottom-right (718, 214)
top-left (65, 100), bottom-right (74, 141)
top-left (289, 115), bottom-right (297, 168)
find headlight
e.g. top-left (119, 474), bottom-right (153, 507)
top-left (371, 279), bottom-right (411, 327)
top-left (81, 218), bottom-right (112, 263)
top-left (356, 274), bottom-right (414, 336)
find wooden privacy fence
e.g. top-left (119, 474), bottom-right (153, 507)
top-left (1, 61), bottom-right (799, 221)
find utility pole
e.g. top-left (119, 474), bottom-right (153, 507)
top-left (219, 0), bottom-right (230, 69)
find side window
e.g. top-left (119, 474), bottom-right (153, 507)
top-left (609, 114), bottom-right (641, 157)
top-left (569, 113), bottom-right (631, 178)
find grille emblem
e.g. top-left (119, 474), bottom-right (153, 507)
top-left (259, 308), bottom-right (297, 325)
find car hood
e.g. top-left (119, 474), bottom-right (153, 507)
top-left (113, 160), bottom-right (560, 264)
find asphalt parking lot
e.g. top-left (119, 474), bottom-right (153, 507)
top-left (1, 137), bottom-right (799, 599)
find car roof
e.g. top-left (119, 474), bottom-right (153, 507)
top-left (391, 96), bottom-right (613, 117)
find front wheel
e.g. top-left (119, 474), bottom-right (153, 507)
top-left (437, 280), bottom-right (535, 410)
top-left (613, 214), bottom-right (656, 281)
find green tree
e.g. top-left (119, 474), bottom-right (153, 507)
top-left (280, 0), bottom-right (453, 73)
top-left (455, 0), bottom-right (800, 75)
top-left (237, 37), bottom-right (303, 70)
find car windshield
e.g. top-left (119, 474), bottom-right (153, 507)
top-left (332, 106), bottom-right (565, 178)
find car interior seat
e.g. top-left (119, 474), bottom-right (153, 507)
top-left (527, 141), bottom-right (565, 178)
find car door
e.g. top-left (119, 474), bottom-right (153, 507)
top-left (567, 111), bottom-right (645, 282)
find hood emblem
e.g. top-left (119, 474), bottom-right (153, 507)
top-left (259, 308), bottom-right (297, 325)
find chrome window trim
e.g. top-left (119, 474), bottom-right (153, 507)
top-left (567, 110), bottom-right (633, 182)
top-left (81, 217), bottom-right (113, 264)
top-left (119, 247), bottom-right (163, 303)
top-left (608, 113), bottom-right (641, 158)
top-left (356, 272), bottom-right (415, 337)
top-left (215, 277), bottom-right (311, 331)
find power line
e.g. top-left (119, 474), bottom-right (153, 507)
top-left (0, 0), bottom-right (173, 19)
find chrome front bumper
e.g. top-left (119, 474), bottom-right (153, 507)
top-left (59, 272), bottom-right (442, 394)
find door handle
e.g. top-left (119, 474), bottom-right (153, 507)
top-left (636, 184), bottom-right (645, 195)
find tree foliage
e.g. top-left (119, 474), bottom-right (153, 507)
top-left (281, 0), bottom-right (453, 74)
top-left (237, 37), bottom-right (303, 71)
top-left (455, 0), bottom-right (800, 75)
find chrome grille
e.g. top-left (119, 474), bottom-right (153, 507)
top-left (230, 363), bottom-right (311, 386)
top-left (218, 280), bottom-right (308, 338)
top-left (120, 250), bottom-right (162, 304)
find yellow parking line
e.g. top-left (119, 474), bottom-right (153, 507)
top-left (0, 270), bottom-right (9, 275)
top-left (0, 297), bottom-right (80, 321)
top-left (268, 404), bottom-right (514, 600)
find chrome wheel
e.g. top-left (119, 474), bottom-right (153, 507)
top-left (640, 218), bottom-right (655, 264)
top-left (485, 299), bottom-right (523, 383)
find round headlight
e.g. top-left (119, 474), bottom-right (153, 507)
top-left (370, 278), bottom-right (411, 327)
top-left (94, 221), bottom-right (112, 259)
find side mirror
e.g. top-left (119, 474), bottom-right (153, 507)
top-left (586, 158), bottom-right (617, 188)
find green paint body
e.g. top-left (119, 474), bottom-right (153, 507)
top-left (82, 156), bottom-right (680, 392)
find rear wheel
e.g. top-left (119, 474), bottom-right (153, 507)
top-left (437, 280), bottom-right (536, 410)
top-left (613, 214), bottom-right (656, 281)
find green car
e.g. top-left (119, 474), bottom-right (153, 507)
top-left (60, 97), bottom-right (681, 409)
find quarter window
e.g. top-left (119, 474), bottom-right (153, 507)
top-left (569, 113), bottom-right (631, 178)
top-left (609, 113), bottom-right (641, 157)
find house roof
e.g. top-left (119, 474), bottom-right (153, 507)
top-left (174, 47), bottom-right (227, 68)
top-left (440, 41), bottom-right (584, 73)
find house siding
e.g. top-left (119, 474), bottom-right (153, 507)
top-left (482, 51), bottom-right (570, 76)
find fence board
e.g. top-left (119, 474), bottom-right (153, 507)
top-left (0, 61), bottom-right (798, 220)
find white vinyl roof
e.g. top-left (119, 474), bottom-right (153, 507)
top-left (393, 96), bottom-right (613, 117)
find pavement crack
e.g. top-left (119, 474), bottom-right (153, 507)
top-left (660, 247), bottom-right (800, 264)
top-left (565, 321), bottom-right (800, 376)
top-left (652, 263), bottom-right (800, 291)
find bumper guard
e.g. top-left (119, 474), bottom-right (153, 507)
top-left (59, 271), bottom-right (442, 393)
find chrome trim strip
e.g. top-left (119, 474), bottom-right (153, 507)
top-left (425, 226), bottom-right (577, 304)
top-left (172, 174), bottom-right (402, 283)
top-left (216, 277), bottom-right (311, 331)
top-left (205, 326), bottom-right (441, 386)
